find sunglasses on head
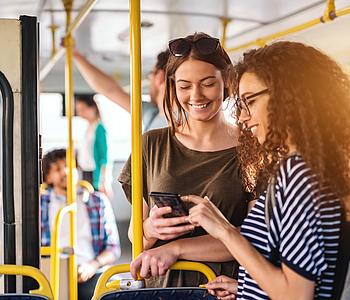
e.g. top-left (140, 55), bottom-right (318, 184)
top-left (168, 37), bottom-right (220, 57)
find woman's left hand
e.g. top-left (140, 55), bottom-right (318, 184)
top-left (182, 195), bottom-right (235, 241)
top-left (206, 275), bottom-right (238, 299)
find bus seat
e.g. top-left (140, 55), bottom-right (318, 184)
top-left (97, 287), bottom-right (218, 300)
top-left (92, 261), bottom-right (218, 300)
top-left (0, 265), bottom-right (54, 300)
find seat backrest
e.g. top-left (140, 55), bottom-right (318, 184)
top-left (98, 287), bottom-right (218, 300)
top-left (0, 295), bottom-right (50, 300)
top-left (0, 265), bottom-right (53, 300)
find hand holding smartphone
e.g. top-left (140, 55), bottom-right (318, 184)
top-left (149, 192), bottom-right (189, 218)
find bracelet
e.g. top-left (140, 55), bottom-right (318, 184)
top-left (94, 257), bottom-right (102, 268)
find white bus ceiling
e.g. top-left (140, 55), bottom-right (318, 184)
top-left (0, 0), bottom-right (349, 94)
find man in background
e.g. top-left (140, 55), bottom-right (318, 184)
top-left (63, 39), bottom-right (169, 131)
top-left (41, 149), bottom-right (120, 300)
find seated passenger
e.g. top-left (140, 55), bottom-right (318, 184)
top-left (41, 149), bottom-right (121, 300)
top-left (118, 32), bottom-right (262, 288)
top-left (184, 41), bottom-right (350, 299)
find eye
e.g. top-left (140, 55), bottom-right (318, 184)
top-left (246, 99), bottom-right (256, 107)
top-left (202, 82), bottom-right (215, 88)
top-left (178, 85), bottom-right (191, 90)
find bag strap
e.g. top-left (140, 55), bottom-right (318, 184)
top-left (264, 151), bottom-right (300, 231)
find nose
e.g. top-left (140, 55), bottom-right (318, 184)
top-left (238, 109), bottom-right (250, 125)
top-left (190, 85), bottom-right (204, 101)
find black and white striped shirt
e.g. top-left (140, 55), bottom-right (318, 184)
top-left (238, 155), bottom-right (341, 299)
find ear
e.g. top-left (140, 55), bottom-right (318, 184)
top-left (156, 69), bottom-right (165, 86)
top-left (45, 174), bottom-right (52, 185)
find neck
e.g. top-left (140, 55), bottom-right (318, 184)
top-left (53, 186), bottom-right (67, 197)
top-left (88, 117), bottom-right (98, 125)
top-left (176, 112), bottom-right (238, 151)
top-left (155, 88), bottom-right (165, 117)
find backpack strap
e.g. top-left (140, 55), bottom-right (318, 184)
top-left (264, 151), bottom-right (300, 231)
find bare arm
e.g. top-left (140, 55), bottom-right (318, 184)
top-left (187, 195), bottom-right (314, 300)
top-left (63, 39), bottom-right (131, 112)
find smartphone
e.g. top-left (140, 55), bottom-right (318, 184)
top-left (149, 192), bottom-right (189, 218)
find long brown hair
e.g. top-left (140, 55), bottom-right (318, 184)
top-left (164, 32), bottom-right (234, 134)
top-left (233, 41), bottom-right (350, 217)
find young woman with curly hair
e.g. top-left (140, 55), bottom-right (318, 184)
top-left (184, 41), bottom-right (350, 299)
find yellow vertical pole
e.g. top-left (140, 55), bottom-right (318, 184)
top-left (63, 0), bottom-right (77, 298)
top-left (129, 0), bottom-right (143, 262)
top-left (220, 18), bottom-right (230, 50)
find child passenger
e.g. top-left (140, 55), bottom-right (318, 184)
top-left (185, 41), bottom-right (350, 300)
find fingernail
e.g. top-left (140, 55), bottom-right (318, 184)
top-left (189, 225), bottom-right (195, 230)
top-left (184, 218), bottom-right (189, 222)
top-left (206, 283), bottom-right (211, 288)
top-left (166, 207), bottom-right (172, 211)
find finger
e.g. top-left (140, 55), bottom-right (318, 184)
top-left (130, 256), bottom-right (142, 280)
top-left (159, 215), bottom-right (191, 227)
top-left (151, 206), bottom-right (172, 218)
top-left (181, 195), bottom-right (207, 205)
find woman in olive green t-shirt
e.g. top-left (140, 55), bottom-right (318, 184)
top-left (119, 32), bottom-right (260, 288)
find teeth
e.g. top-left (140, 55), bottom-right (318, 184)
top-left (191, 103), bottom-right (208, 109)
top-left (250, 126), bottom-right (257, 135)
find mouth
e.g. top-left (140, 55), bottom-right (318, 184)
top-left (249, 125), bottom-right (258, 136)
top-left (189, 102), bottom-right (209, 109)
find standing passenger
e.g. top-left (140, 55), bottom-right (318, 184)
top-left (119, 32), bottom-right (262, 288)
top-left (75, 95), bottom-right (112, 199)
top-left (185, 41), bottom-right (350, 300)
top-left (63, 38), bottom-right (169, 131)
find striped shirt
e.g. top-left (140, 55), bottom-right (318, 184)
top-left (238, 154), bottom-right (341, 299)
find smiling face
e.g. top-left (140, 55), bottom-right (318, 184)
top-left (45, 158), bottom-right (68, 195)
top-left (238, 72), bottom-right (270, 145)
top-left (174, 59), bottom-right (226, 123)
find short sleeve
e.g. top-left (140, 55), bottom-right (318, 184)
top-left (117, 155), bottom-right (132, 204)
top-left (268, 157), bottom-right (327, 280)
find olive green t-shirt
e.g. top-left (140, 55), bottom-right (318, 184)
top-left (118, 127), bottom-right (257, 287)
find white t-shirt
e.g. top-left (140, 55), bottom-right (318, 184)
top-left (48, 189), bottom-right (96, 265)
top-left (78, 121), bottom-right (98, 171)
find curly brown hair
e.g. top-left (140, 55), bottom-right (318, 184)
top-left (233, 41), bottom-right (350, 217)
top-left (164, 32), bottom-right (234, 134)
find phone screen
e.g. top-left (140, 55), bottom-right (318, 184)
top-left (149, 192), bottom-right (189, 218)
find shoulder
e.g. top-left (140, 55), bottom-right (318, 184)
top-left (95, 122), bottom-right (106, 134)
top-left (277, 154), bottom-right (310, 186)
top-left (142, 127), bottom-right (170, 144)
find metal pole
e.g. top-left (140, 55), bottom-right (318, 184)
top-left (130, 0), bottom-right (143, 262)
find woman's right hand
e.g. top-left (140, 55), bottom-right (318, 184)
top-left (143, 205), bottom-right (194, 241)
top-left (206, 275), bottom-right (238, 299)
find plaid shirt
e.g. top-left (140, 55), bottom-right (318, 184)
top-left (41, 188), bottom-right (120, 260)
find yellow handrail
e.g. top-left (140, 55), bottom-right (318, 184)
top-left (91, 261), bottom-right (217, 300)
top-left (0, 265), bottom-right (54, 300)
top-left (40, 0), bottom-right (99, 81)
top-left (227, 1), bottom-right (350, 53)
top-left (50, 202), bottom-right (77, 300)
top-left (130, 0), bottom-right (143, 265)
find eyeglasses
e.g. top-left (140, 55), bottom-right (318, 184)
top-left (168, 37), bottom-right (220, 57)
top-left (236, 89), bottom-right (269, 116)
